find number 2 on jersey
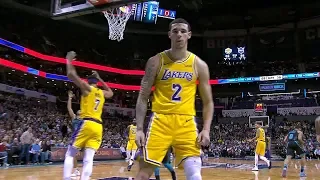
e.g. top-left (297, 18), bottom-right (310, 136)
top-left (172, 84), bottom-right (182, 101)
top-left (94, 98), bottom-right (100, 111)
top-left (131, 128), bottom-right (136, 134)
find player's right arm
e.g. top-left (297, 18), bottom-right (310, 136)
top-left (316, 116), bottom-right (320, 142)
top-left (135, 55), bottom-right (160, 147)
top-left (66, 51), bottom-right (91, 95)
top-left (298, 131), bottom-right (304, 144)
top-left (249, 129), bottom-right (259, 142)
top-left (67, 91), bottom-right (76, 120)
top-left (267, 137), bottom-right (271, 150)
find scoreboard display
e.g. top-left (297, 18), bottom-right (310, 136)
top-left (158, 8), bottom-right (176, 19)
top-left (259, 83), bottom-right (285, 91)
top-left (223, 46), bottom-right (247, 61)
top-left (130, 1), bottom-right (159, 24)
top-left (254, 103), bottom-right (264, 113)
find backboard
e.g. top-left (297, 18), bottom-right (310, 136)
top-left (249, 116), bottom-right (269, 128)
top-left (51, 0), bottom-right (149, 20)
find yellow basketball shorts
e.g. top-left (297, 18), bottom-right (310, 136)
top-left (143, 112), bottom-right (201, 167)
top-left (126, 139), bottom-right (138, 151)
top-left (71, 120), bottom-right (103, 151)
top-left (255, 141), bottom-right (266, 156)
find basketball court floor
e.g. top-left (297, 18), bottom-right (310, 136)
top-left (1, 158), bottom-right (319, 180)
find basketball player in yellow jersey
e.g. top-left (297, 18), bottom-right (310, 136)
top-left (249, 122), bottom-right (271, 171)
top-left (126, 119), bottom-right (137, 171)
top-left (63, 51), bottom-right (113, 180)
top-left (135, 18), bottom-right (214, 180)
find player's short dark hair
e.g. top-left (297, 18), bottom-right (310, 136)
top-left (169, 18), bottom-right (191, 31)
top-left (255, 121), bottom-right (263, 126)
top-left (87, 74), bottom-right (98, 85)
top-left (295, 125), bottom-right (302, 130)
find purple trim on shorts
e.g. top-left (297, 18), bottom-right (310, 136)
top-left (143, 112), bottom-right (161, 166)
top-left (70, 120), bottom-right (85, 146)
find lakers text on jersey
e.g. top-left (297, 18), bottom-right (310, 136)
top-left (255, 127), bottom-right (266, 156)
top-left (152, 51), bottom-right (197, 115)
top-left (71, 86), bottom-right (105, 150)
top-left (127, 125), bottom-right (137, 151)
top-left (144, 51), bottom-right (201, 167)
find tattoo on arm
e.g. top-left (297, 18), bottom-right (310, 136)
top-left (135, 56), bottom-right (158, 130)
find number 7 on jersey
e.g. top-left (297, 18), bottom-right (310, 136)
top-left (172, 83), bottom-right (182, 101)
top-left (94, 98), bottom-right (100, 111)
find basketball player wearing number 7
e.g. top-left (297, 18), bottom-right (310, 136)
top-left (63, 51), bottom-right (113, 180)
top-left (135, 18), bottom-right (214, 180)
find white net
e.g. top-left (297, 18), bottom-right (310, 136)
top-left (103, 6), bottom-right (132, 41)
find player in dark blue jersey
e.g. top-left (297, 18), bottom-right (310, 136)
top-left (67, 91), bottom-right (82, 177)
top-left (282, 125), bottom-right (306, 178)
top-left (154, 147), bottom-right (176, 180)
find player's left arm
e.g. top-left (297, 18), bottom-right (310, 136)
top-left (92, 71), bottom-right (113, 98)
top-left (196, 57), bottom-right (214, 132)
top-left (283, 135), bottom-right (288, 142)
top-left (124, 125), bottom-right (130, 139)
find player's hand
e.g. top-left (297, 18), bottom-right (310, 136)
top-left (197, 129), bottom-right (210, 146)
top-left (317, 135), bottom-right (320, 143)
top-left (135, 130), bottom-right (146, 148)
top-left (66, 51), bottom-right (77, 61)
top-left (92, 70), bottom-right (100, 79)
top-left (68, 91), bottom-right (74, 98)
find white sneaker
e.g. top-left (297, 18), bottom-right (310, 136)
top-left (252, 166), bottom-right (259, 171)
top-left (71, 169), bottom-right (80, 176)
top-left (3, 163), bottom-right (9, 169)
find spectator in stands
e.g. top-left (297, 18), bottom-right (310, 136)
top-left (0, 138), bottom-right (9, 168)
top-left (315, 146), bottom-right (320, 160)
top-left (30, 139), bottom-right (41, 164)
top-left (19, 127), bottom-right (34, 164)
top-left (41, 140), bottom-right (52, 163)
top-left (8, 138), bottom-right (21, 165)
top-left (61, 122), bottom-right (68, 138)
top-left (0, 137), bottom-right (9, 168)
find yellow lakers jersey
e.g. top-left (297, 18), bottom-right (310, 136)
top-left (152, 51), bottom-right (197, 116)
top-left (80, 86), bottom-right (105, 122)
top-left (128, 125), bottom-right (137, 140)
top-left (257, 127), bottom-right (265, 142)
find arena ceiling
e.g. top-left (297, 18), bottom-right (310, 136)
top-left (4, 0), bottom-right (320, 31)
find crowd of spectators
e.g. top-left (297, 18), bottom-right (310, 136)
top-left (208, 119), bottom-right (319, 159)
top-left (0, 92), bottom-right (131, 167)
top-left (0, 89), bottom-right (319, 169)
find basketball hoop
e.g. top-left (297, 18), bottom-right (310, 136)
top-left (102, 6), bottom-right (132, 41)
